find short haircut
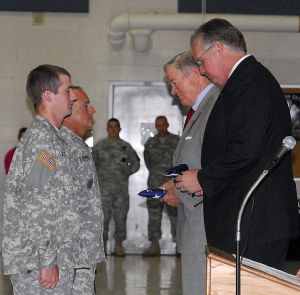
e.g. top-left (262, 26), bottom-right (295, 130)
top-left (164, 51), bottom-right (198, 76)
top-left (190, 18), bottom-right (247, 53)
top-left (155, 115), bottom-right (168, 124)
top-left (107, 118), bottom-right (120, 128)
top-left (26, 64), bottom-right (71, 108)
top-left (18, 127), bottom-right (27, 140)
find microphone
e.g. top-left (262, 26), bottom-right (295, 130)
top-left (235, 135), bottom-right (296, 295)
top-left (265, 136), bottom-right (296, 172)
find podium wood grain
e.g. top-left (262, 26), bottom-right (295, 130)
top-left (206, 247), bottom-right (300, 295)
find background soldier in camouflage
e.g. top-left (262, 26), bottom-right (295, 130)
top-left (60, 86), bottom-right (105, 295)
top-left (143, 116), bottom-right (180, 256)
top-left (92, 118), bottom-right (140, 256)
top-left (2, 65), bottom-right (81, 294)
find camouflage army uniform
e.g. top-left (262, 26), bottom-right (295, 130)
top-left (2, 116), bottom-right (103, 294)
top-left (60, 126), bottom-right (105, 295)
top-left (144, 132), bottom-right (180, 242)
top-left (92, 138), bottom-right (140, 242)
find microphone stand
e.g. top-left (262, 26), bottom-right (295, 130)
top-left (235, 137), bottom-right (295, 295)
top-left (235, 169), bottom-right (269, 295)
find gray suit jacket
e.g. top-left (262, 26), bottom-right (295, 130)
top-left (173, 84), bottom-right (220, 254)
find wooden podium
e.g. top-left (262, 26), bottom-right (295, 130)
top-left (206, 247), bottom-right (300, 295)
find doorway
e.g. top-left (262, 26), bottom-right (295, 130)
top-left (109, 81), bottom-right (184, 254)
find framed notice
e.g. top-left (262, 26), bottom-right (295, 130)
top-left (282, 85), bottom-right (300, 177)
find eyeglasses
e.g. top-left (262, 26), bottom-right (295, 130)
top-left (193, 45), bottom-right (213, 67)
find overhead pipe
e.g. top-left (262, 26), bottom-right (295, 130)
top-left (107, 12), bottom-right (300, 54)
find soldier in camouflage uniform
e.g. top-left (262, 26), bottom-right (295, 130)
top-left (143, 116), bottom-right (180, 256)
top-left (2, 65), bottom-right (99, 295)
top-left (60, 86), bottom-right (105, 294)
top-left (92, 118), bottom-right (140, 256)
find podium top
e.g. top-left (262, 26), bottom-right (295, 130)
top-left (206, 246), bottom-right (300, 291)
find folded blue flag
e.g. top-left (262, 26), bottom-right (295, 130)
top-left (138, 188), bottom-right (167, 198)
top-left (164, 163), bottom-right (188, 176)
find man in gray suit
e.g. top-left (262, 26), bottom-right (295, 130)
top-left (161, 52), bottom-right (220, 295)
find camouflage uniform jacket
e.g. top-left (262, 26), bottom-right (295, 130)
top-left (144, 132), bottom-right (180, 187)
top-left (60, 126), bottom-right (105, 266)
top-left (92, 138), bottom-right (140, 187)
top-left (3, 116), bottom-right (81, 275)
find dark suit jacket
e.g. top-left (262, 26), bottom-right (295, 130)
top-left (198, 56), bottom-right (299, 254)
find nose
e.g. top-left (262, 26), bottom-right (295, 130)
top-left (170, 85), bottom-right (178, 96)
top-left (88, 105), bottom-right (96, 114)
top-left (70, 91), bottom-right (77, 101)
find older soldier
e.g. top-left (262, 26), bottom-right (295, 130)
top-left (92, 118), bottom-right (140, 256)
top-left (60, 86), bottom-right (105, 295)
top-left (2, 65), bottom-right (80, 294)
top-left (142, 116), bottom-right (179, 256)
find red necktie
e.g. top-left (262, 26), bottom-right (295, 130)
top-left (183, 108), bottom-right (195, 129)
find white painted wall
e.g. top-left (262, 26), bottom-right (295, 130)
top-left (0, 0), bottom-right (300, 219)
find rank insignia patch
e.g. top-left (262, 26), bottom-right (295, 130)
top-left (38, 151), bottom-right (57, 171)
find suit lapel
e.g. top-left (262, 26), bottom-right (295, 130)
top-left (183, 85), bottom-right (220, 135)
top-left (174, 85), bottom-right (220, 162)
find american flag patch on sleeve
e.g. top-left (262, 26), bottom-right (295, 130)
top-left (38, 151), bottom-right (57, 171)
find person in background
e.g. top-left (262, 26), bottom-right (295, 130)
top-left (176, 18), bottom-right (299, 270)
top-left (60, 86), bottom-right (105, 294)
top-left (2, 64), bottom-right (83, 294)
top-left (142, 115), bottom-right (179, 257)
top-left (4, 127), bottom-right (27, 174)
top-left (161, 51), bottom-right (220, 295)
top-left (92, 118), bottom-right (140, 256)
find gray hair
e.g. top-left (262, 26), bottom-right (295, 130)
top-left (190, 18), bottom-right (247, 53)
top-left (164, 51), bottom-right (199, 75)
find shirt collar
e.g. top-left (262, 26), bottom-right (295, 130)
top-left (192, 83), bottom-right (214, 111)
top-left (229, 54), bottom-right (251, 78)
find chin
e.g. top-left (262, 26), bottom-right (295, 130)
top-left (65, 110), bottom-right (72, 117)
top-left (180, 100), bottom-right (189, 106)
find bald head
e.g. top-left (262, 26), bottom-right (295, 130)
top-left (63, 86), bottom-right (95, 138)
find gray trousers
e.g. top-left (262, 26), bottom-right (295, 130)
top-left (10, 265), bottom-right (96, 295)
top-left (181, 252), bottom-right (206, 295)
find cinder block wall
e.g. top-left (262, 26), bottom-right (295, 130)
top-left (0, 0), bottom-right (299, 235)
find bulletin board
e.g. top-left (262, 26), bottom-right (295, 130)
top-left (0, 0), bottom-right (89, 13)
top-left (282, 86), bottom-right (300, 177)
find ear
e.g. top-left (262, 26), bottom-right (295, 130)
top-left (214, 41), bottom-right (224, 56)
top-left (191, 66), bottom-right (201, 80)
top-left (41, 90), bottom-right (54, 104)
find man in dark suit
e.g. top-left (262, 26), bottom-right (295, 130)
top-left (176, 18), bottom-right (299, 269)
top-left (161, 51), bottom-right (220, 295)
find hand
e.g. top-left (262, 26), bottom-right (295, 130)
top-left (161, 193), bottom-right (181, 207)
top-left (175, 169), bottom-right (203, 195)
top-left (297, 269), bottom-right (300, 279)
top-left (159, 180), bottom-right (181, 207)
top-left (38, 267), bottom-right (59, 289)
